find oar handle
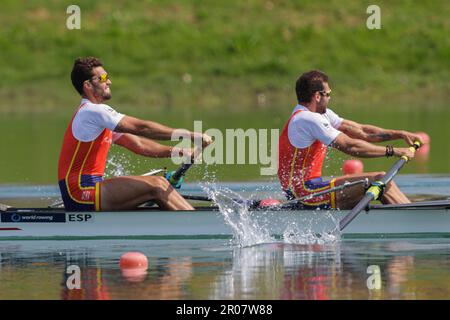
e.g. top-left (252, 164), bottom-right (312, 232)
top-left (171, 163), bottom-right (193, 181)
top-left (401, 141), bottom-right (421, 162)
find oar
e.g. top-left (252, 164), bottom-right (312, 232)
top-left (339, 141), bottom-right (421, 231)
top-left (142, 168), bottom-right (166, 176)
top-left (165, 163), bottom-right (193, 188)
top-left (283, 179), bottom-right (369, 206)
top-left (180, 194), bottom-right (260, 208)
top-left (140, 163), bottom-right (194, 207)
top-left (181, 178), bottom-right (369, 208)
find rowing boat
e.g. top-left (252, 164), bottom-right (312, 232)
top-left (1, 200), bottom-right (449, 240)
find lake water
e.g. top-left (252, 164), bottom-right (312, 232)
top-left (0, 238), bottom-right (449, 300)
top-left (0, 177), bottom-right (449, 300)
top-left (1, 107), bottom-right (450, 184)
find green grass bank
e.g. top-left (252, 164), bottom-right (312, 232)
top-left (0, 0), bottom-right (448, 114)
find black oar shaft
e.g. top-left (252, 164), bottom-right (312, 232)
top-left (182, 195), bottom-right (212, 201)
top-left (339, 142), bottom-right (420, 231)
top-left (171, 163), bottom-right (193, 181)
top-left (381, 158), bottom-right (407, 184)
top-left (339, 193), bottom-right (373, 230)
top-left (181, 194), bottom-right (259, 207)
top-left (339, 158), bottom-right (408, 231)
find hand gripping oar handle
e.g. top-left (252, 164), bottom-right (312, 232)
top-left (339, 141), bottom-right (421, 231)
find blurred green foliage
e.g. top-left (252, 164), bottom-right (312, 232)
top-left (0, 0), bottom-right (448, 114)
top-left (0, 1), bottom-right (449, 183)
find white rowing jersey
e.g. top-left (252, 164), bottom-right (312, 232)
top-left (72, 98), bottom-right (125, 143)
top-left (287, 104), bottom-right (343, 148)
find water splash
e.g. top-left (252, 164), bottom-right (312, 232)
top-left (201, 183), bottom-right (341, 247)
top-left (105, 154), bottom-right (129, 178)
top-left (202, 183), bottom-right (274, 247)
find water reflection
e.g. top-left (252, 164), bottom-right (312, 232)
top-left (0, 239), bottom-right (449, 300)
top-left (210, 243), bottom-right (341, 299)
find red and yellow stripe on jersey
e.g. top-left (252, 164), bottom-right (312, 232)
top-left (58, 103), bottom-right (113, 211)
top-left (278, 109), bottom-right (336, 209)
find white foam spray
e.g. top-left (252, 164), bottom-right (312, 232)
top-left (201, 183), bottom-right (341, 247)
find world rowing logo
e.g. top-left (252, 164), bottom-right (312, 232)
top-left (11, 213), bottom-right (21, 222)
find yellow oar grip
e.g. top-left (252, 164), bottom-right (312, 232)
top-left (367, 185), bottom-right (382, 200)
top-left (403, 141), bottom-right (421, 162)
top-left (412, 140), bottom-right (421, 151)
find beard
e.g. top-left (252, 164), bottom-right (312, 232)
top-left (102, 91), bottom-right (112, 100)
top-left (93, 86), bottom-right (112, 101)
top-left (318, 98), bottom-right (328, 114)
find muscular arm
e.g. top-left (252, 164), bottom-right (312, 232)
top-left (115, 116), bottom-right (192, 141)
top-left (114, 133), bottom-right (184, 158)
top-left (331, 133), bottom-right (387, 157)
top-left (332, 133), bottom-right (415, 159)
top-left (338, 119), bottom-right (404, 143)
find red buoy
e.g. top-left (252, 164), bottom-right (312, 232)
top-left (342, 159), bottom-right (364, 175)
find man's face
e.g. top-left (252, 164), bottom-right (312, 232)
top-left (316, 82), bottom-right (331, 114)
top-left (86, 66), bottom-right (112, 101)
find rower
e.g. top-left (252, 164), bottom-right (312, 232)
top-left (277, 70), bottom-right (423, 210)
top-left (58, 57), bottom-right (212, 212)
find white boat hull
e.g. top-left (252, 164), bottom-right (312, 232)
top-left (1, 209), bottom-right (450, 240)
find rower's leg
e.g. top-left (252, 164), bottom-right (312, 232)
top-left (382, 179), bottom-right (411, 204)
top-left (334, 172), bottom-right (410, 209)
top-left (99, 176), bottom-right (194, 211)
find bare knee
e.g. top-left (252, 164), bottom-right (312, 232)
top-left (145, 176), bottom-right (171, 197)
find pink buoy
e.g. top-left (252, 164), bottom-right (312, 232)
top-left (121, 268), bottom-right (148, 283)
top-left (259, 198), bottom-right (281, 207)
top-left (120, 252), bottom-right (149, 269)
top-left (342, 159), bottom-right (364, 175)
top-left (415, 132), bottom-right (430, 157)
top-left (120, 252), bottom-right (149, 282)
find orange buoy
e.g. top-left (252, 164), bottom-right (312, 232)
top-left (415, 132), bottom-right (430, 157)
top-left (259, 198), bottom-right (282, 207)
top-left (120, 252), bottom-right (149, 269)
top-left (342, 159), bottom-right (364, 175)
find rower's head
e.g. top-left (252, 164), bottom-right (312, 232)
top-left (295, 70), bottom-right (331, 114)
top-left (71, 57), bottom-right (112, 103)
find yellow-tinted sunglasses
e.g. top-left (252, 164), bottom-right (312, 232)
top-left (90, 73), bottom-right (110, 83)
top-left (319, 90), bottom-right (332, 97)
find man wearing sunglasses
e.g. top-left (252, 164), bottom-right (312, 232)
top-left (278, 70), bottom-right (423, 210)
top-left (58, 57), bottom-right (211, 211)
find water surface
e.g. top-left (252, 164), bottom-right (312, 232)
top-left (0, 238), bottom-right (449, 300)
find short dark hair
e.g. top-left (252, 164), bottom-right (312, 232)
top-left (295, 70), bottom-right (329, 103)
top-left (71, 57), bottom-right (103, 95)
